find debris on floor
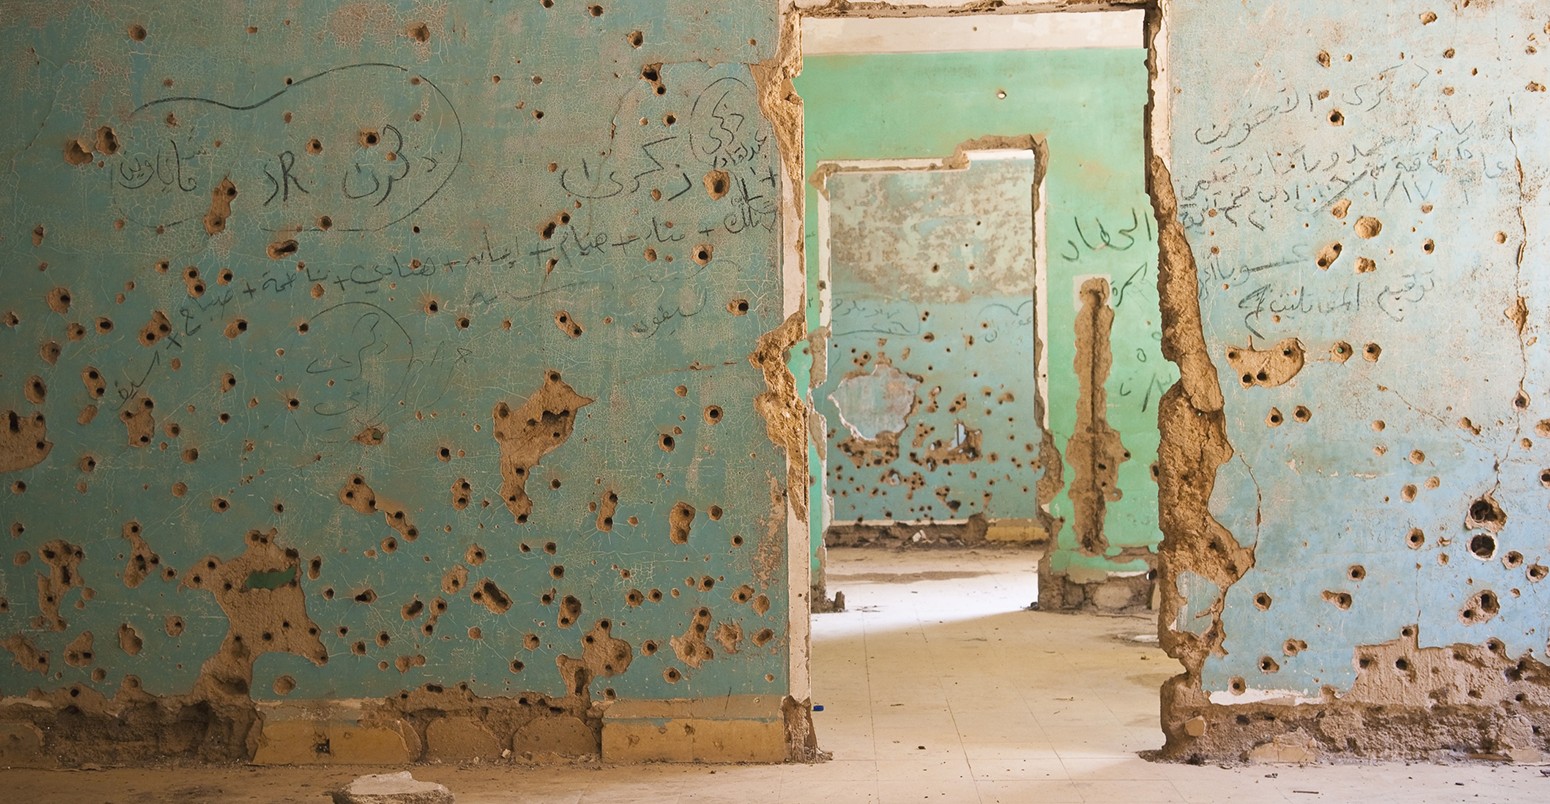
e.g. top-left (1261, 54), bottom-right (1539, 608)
top-left (331, 771), bottom-right (454, 804)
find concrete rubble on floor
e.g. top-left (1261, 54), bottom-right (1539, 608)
top-left (331, 772), bottom-right (454, 804)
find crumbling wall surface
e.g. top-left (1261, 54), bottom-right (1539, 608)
top-left (1156, 0), bottom-right (1550, 762)
top-left (817, 157), bottom-right (1048, 525)
top-left (0, 0), bottom-right (803, 765)
top-left (797, 45), bottom-right (1167, 601)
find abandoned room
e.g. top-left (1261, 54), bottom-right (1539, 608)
top-left (0, 0), bottom-right (1546, 801)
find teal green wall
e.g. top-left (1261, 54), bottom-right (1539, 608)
top-left (818, 158), bottom-right (1047, 524)
top-left (0, 0), bottom-right (793, 759)
top-left (797, 48), bottom-right (1166, 577)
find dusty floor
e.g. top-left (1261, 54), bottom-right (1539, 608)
top-left (2, 546), bottom-right (1547, 802)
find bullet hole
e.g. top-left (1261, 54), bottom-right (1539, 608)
top-left (728, 298), bottom-right (749, 315)
top-left (1266, 407), bottom-right (1285, 427)
top-left (1348, 565), bottom-right (1366, 581)
top-left (1355, 256), bottom-right (1376, 274)
top-left (1420, 10), bottom-right (1438, 24)
top-left (1372, 420), bottom-right (1386, 432)
top-left (703, 405), bottom-right (723, 425)
top-left (1467, 495), bottom-right (1505, 532)
top-left (211, 497), bottom-right (229, 513)
top-left (752, 628), bottom-right (774, 646)
top-left (1322, 590), bottom-right (1353, 610)
top-left (1460, 589), bottom-right (1500, 623)
top-left (659, 433), bottom-right (675, 451)
top-left (693, 244), bottom-right (713, 265)
top-left (1318, 50), bottom-right (1331, 68)
top-left (46, 287), bottom-right (71, 315)
top-left (1401, 484), bottom-right (1418, 502)
top-left (266, 239), bottom-right (299, 259)
top-left (628, 30), bottom-right (643, 47)
top-left (63, 138), bottom-right (93, 166)
top-left (128, 23), bottom-right (147, 41)
top-left (1515, 391), bottom-right (1531, 410)
top-left (1528, 564), bottom-right (1548, 582)
top-left (1504, 551), bottom-right (1525, 569)
top-left (224, 318), bottom-right (248, 338)
top-left (663, 667), bottom-right (681, 683)
top-left (1363, 343), bottom-right (1381, 361)
top-left (1496, 231), bottom-right (1508, 244)
top-left (359, 129), bottom-right (380, 148)
top-left (1253, 592), bottom-right (1272, 610)
top-left (1467, 533), bottom-right (1498, 560)
top-left (305, 138), bottom-right (324, 156)
top-left (424, 299), bottom-right (440, 314)
top-left (95, 317), bottom-right (114, 334)
top-left (165, 616), bottom-right (184, 636)
top-left (1328, 109), bottom-right (1345, 126)
top-left (1293, 406), bottom-right (1312, 423)
top-left (1259, 656), bottom-right (1280, 673)
top-left (354, 589), bottom-right (377, 604)
top-left (1284, 639), bottom-right (1307, 656)
top-left (1316, 242), bottom-right (1343, 268)
top-left (405, 22), bottom-right (430, 42)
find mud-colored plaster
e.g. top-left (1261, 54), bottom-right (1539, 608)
top-left (797, 46), bottom-right (1167, 588)
top-left (1155, 0), bottom-right (1550, 761)
top-left (0, 0), bottom-right (806, 764)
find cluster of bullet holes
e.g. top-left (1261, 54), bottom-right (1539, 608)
top-left (1460, 589), bottom-right (1501, 624)
top-left (596, 489), bottom-right (618, 531)
top-left (554, 310), bottom-right (584, 338)
top-left (640, 63), bottom-right (667, 96)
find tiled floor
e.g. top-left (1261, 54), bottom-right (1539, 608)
top-left (3, 546), bottom-right (1547, 802)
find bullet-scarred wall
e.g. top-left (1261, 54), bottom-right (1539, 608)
top-left (1156, 0), bottom-right (1550, 762)
top-left (0, 0), bottom-right (809, 765)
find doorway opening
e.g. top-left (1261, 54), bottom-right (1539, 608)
top-left (794, 5), bottom-right (1163, 617)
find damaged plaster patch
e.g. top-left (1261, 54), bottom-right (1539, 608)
top-left (183, 527), bottom-right (326, 700)
top-left (1067, 277), bottom-right (1129, 556)
top-left (828, 361), bottom-right (921, 440)
top-left (0, 411), bottom-right (52, 472)
top-left (491, 371), bottom-right (593, 525)
top-left (750, 311), bottom-right (809, 523)
top-left (1226, 339), bottom-right (1305, 389)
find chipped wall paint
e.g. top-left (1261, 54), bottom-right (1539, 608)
top-left (0, 0), bottom-right (807, 764)
top-left (796, 43), bottom-right (1167, 586)
top-left (1156, 0), bottom-right (1550, 761)
top-left (816, 156), bottom-right (1050, 524)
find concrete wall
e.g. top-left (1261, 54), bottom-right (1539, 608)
top-left (816, 156), bottom-right (1046, 526)
top-left (797, 42), bottom-right (1166, 609)
top-left (1156, 0), bottom-right (1550, 762)
top-left (0, 1), bottom-right (809, 765)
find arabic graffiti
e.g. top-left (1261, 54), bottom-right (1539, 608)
top-left (1060, 208), bottom-right (1155, 263)
top-left (109, 62), bottom-right (463, 234)
top-left (1175, 56), bottom-right (1515, 235)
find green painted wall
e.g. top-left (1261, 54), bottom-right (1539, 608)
top-left (797, 47), bottom-right (1166, 578)
top-left (0, 0), bottom-right (795, 761)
